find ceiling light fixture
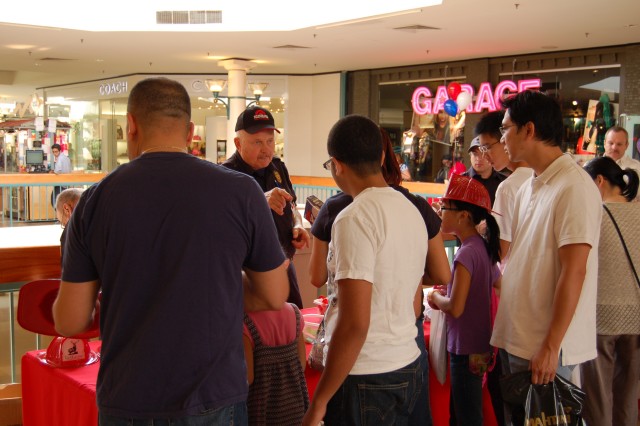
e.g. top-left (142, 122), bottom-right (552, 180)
top-left (204, 79), bottom-right (269, 118)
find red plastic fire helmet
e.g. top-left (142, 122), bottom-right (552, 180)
top-left (442, 174), bottom-right (492, 213)
top-left (44, 337), bottom-right (99, 368)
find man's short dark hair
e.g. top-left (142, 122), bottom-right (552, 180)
top-left (51, 143), bottom-right (62, 151)
top-left (327, 115), bottom-right (382, 176)
top-left (501, 90), bottom-right (562, 147)
top-left (128, 77), bottom-right (191, 132)
top-left (474, 111), bottom-right (504, 140)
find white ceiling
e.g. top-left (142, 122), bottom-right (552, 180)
top-left (1, 0), bottom-right (639, 103)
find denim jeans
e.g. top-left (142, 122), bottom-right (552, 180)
top-left (408, 317), bottom-right (433, 426)
top-left (98, 401), bottom-right (248, 426)
top-left (449, 353), bottom-right (483, 426)
top-left (324, 355), bottom-right (423, 426)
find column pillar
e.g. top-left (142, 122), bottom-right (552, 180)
top-left (218, 59), bottom-right (257, 158)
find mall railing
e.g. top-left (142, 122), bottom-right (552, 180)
top-left (0, 174), bottom-right (104, 227)
top-left (0, 282), bottom-right (44, 383)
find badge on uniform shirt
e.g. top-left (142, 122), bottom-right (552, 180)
top-left (273, 170), bottom-right (283, 185)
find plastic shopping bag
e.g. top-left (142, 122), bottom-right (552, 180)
top-left (307, 319), bottom-right (326, 371)
top-left (428, 309), bottom-right (447, 384)
top-left (500, 371), bottom-right (585, 426)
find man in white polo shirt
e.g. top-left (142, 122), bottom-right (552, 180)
top-left (490, 90), bottom-right (602, 424)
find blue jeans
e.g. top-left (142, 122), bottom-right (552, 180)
top-left (98, 401), bottom-right (248, 426)
top-left (449, 353), bottom-right (483, 426)
top-left (324, 355), bottom-right (423, 426)
top-left (408, 318), bottom-right (433, 425)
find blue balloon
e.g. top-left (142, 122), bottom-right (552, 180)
top-left (444, 99), bottom-right (458, 117)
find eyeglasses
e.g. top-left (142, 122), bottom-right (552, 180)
top-left (322, 158), bottom-right (332, 171)
top-left (478, 140), bottom-right (501, 155)
top-left (440, 206), bottom-right (461, 212)
top-left (499, 124), bottom-right (517, 135)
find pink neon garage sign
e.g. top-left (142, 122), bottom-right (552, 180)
top-left (411, 79), bottom-right (541, 115)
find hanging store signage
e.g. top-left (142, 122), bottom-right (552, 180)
top-left (411, 78), bottom-right (541, 115)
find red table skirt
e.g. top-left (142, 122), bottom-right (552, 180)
top-left (22, 315), bottom-right (497, 426)
top-left (302, 308), bottom-right (498, 426)
top-left (22, 340), bottom-right (101, 426)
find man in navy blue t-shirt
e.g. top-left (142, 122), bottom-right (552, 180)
top-left (53, 77), bottom-right (289, 425)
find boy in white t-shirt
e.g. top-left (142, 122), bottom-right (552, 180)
top-left (302, 115), bottom-right (428, 426)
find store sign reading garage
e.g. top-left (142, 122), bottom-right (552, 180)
top-left (412, 78), bottom-right (541, 115)
top-left (99, 81), bottom-right (128, 96)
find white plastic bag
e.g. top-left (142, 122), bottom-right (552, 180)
top-left (428, 309), bottom-right (447, 385)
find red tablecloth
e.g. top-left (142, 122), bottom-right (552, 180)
top-left (301, 307), bottom-right (498, 426)
top-left (21, 340), bottom-right (101, 426)
top-left (21, 313), bottom-right (497, 426)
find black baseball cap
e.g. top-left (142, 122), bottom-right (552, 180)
top-left (235, 106), bottom-right (281, 134)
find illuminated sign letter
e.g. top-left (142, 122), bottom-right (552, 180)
top-left (412, 87), bottom-right (432, 115)
top-left (432, 86), bottom-right (449, 113)
top-left (494, 80), bottom-right (518, 107)
top-left (474, 82), bottom-right (497, 113)
top-left (518, 78), bottom-right (542, 92)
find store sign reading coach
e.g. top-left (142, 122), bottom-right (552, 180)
top-left (99, 81), bottom-right (128, 96)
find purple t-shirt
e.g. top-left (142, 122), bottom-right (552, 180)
top-left (446, 234), bottom-right (500, 355)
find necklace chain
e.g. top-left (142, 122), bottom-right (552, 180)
top-left (141, 146), bottom-right (188, 155)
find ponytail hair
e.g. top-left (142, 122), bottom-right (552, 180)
top-left (451, 200), bottom-right (501, 264)
top-left (584, 156), bottom-right (639, 202)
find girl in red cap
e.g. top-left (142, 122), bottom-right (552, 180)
top-left (427, 174), bottom-right (502, 426)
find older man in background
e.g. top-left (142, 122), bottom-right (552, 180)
top-left (604, 126), bottom-right (640, 200)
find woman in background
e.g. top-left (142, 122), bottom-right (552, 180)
top-left (580, 156), bottom-right (640, 426)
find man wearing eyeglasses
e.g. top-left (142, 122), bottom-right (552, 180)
top-left (475, 111), bottom-right (532, 263)
top-left (472, 110), bottom-right (533, 426)
top-left (303, 115), bottom-right (428, 426)
top-left (461, 137), bottom-right (506, 206)
top-left (490, 90), bottom-right (601, 425)
top-left (223, 105), bottom-right (309, 308)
